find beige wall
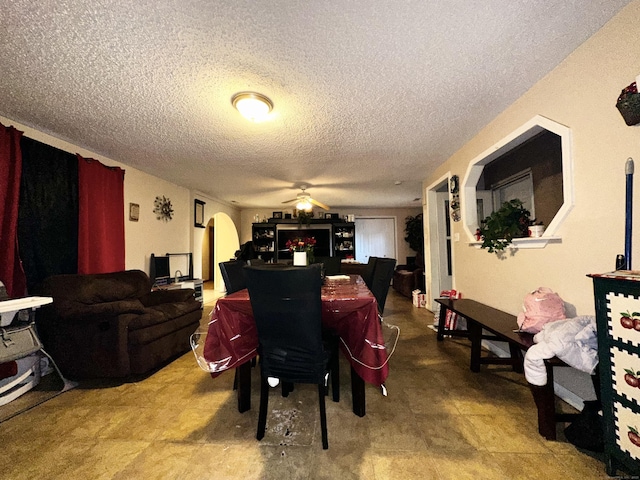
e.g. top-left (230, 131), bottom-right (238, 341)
top-left (424, 1), bottom-right (640, 317)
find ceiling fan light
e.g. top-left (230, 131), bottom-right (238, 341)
top-left (231, 92), bottom-right (273, 122)
top-left (296, 199), bottom-right (312, 211)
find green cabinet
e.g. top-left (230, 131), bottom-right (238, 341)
top-left (590, 272), bottom-right (640, 477)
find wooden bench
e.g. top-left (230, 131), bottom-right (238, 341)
top-left (435, 298), bottom-right (578, 440)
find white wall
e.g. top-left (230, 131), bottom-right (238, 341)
top-left (0, 116), bottom-right (240, 277)
top-left (191, 192), bottom-right (241, 283)
top-left (423, 1), bottom-right (640, 316)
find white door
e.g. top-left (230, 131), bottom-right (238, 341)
top-left (354, 217), bottom-right (397, 263)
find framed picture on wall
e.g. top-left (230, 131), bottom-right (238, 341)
top-left (194, 199), bottom-right (206, 228)
top-left (129, 203), bottom-right (140, 222)
top-left (272, 211), bottom-right (283, 219)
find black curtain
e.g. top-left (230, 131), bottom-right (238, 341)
top-left (18, 137), bottom-right (78, 293)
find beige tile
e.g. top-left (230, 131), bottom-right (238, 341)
top-left (0, 290), bottom-right (610, 479)
top-left (464, 414), bottom-right (552, 454)
top-left (368, 451), bottom-right (441, 480)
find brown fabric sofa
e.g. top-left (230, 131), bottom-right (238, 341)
top-left (36, 270), bottom-right (202, 379)
top-left (392, 254), bottom-right (425, 299)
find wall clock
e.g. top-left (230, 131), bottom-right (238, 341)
top-left (154, 195), bottom-right (174, 221)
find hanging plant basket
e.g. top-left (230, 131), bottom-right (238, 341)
top-left (616, 82), bottom-right (640, 126)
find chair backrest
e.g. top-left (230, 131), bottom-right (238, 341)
top-left (244, 265), bottom-right (326, 384)
top-left (369, 258), bottom-right (396, 314)
top-left (315, 256), bottom-right (341, 276)
top-left (219, 260), bottom-right (246, 294)
top-left (362, 256), bottom-right (378, 290)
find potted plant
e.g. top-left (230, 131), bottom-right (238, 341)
top-left (478, 199), bottom-right (531, 253)
top-left (528, 219), bottom-right (545, 238)
top-left (286, 237), bottom-right (316, 265)
top-left (296, 209), bottom-right (314, 226)
top-left (404, 214), bottom-right (424, 256)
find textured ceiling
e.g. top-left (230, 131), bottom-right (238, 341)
top-left (0, 1), bottom-right (631, 209)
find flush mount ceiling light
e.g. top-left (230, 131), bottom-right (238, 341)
top-left (231, 92), bottom-right (273, 122)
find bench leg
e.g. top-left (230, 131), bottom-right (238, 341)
top-left (508, 344), bottom-right (524, 373)
top-left (529, 382), bottom-right (557, 440)
top-left (436, 305), bottom-right (448, 341)
top-left (468, 320), bottom-right (482, 373)
top-left (529, 361), bottom-right (559, 440)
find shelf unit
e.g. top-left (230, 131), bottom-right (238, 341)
top-left (252, 219), bottom-right (356, 262)
top-left (252, 223), bottom-right (276, 262)
top-left (333, 222), bottom-right (356, 260)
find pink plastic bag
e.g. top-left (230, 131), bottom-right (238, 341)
top-left (516, 287), bottom-right (566, 334)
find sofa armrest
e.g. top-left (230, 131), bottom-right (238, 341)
top-left (53, 298), bottom-right (146, 321)
top-left (139, 288), bottom-right (196, 307)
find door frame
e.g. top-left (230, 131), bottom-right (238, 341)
top-left (425, 173), bottom-right (454, 311)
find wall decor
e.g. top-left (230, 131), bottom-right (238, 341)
top-left (194, 199), bottom-right (205, 228)
top-left (272, 211), bottom-right (283, 219)
top-left (154, 195), bottom-right (174, 222)
top-left (129, 203), bottom-right (140, 222)
top-left (449, 175), bottom-right (461, 222)
top-left (616, 81), bottom-right (640, 126)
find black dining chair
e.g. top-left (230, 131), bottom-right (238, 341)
top-left (315, 256), bottom-right (341, 276)
top-left (368, 257), bottom-right (397, 316)
top-left (244, 265), bottom-right (334, 449)
top-left (219, 260), bottom-right (246, 294)
top-left (361, 256), bottom-right (378, 290)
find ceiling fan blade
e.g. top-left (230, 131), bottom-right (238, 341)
top-left (281, 198), bottom-right (298, 204)
top-left (310, 197), bottom-right (330, 210)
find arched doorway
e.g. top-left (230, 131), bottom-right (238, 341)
top-left (200, 212), bottom-right (239, 293)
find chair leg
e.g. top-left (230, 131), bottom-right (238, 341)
top-left (281, 381), bottom-right (294, 397)
top-left (317, 384), bottom-right (328, 449)
top-left (257, 376), bottom-right (269, 441)
top-left (330, 342), bottom-right (340, 402)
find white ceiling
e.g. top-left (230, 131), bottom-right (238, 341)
top-left (0, 1), bottom-right (631, 210)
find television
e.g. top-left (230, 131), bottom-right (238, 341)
top-left (150, 254), bottom-right (171, 285)
top-left (150, 252), bottom-right (193, 285)
top-left (276, 224), bottom-right (333, 260)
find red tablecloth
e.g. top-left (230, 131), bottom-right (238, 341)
top-left (203, 275), bottom-right (389, 386)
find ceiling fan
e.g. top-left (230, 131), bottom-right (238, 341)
top-left (282, 185), bottom-right (330, 211)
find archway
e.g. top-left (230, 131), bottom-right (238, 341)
top-left (211, 212), bottom-right (239, 293)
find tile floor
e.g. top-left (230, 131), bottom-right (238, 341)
top-left (0, 283), bottom-right (613, 479)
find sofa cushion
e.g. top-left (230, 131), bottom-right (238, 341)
top-left (139, 288), bottom-right (196, 307)
top-left (42, 270), bottom-right (151, 304)
top-left (127, 308), bottom-right (202, 346)
top-left (53, 298), bottom-right (146, 320)
top-left (128, 301), bottom-right (201, 331)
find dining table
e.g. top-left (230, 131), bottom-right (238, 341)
top-left (201, 274), bottom-right (390, 417)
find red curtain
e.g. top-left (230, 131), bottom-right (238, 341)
top-left (77, 154), bottom-right (125, 274)
top-left (0, 124), bottom-right (27, 297)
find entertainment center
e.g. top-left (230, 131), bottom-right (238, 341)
top-left (252, 218), bottom-right (356, 263)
